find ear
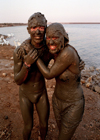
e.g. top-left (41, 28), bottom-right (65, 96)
top-left (61, 37), bottom-right (64, 50)
top-left (64, 32), bottom-right (69, 44)
top-left (27, 27), bottom-right (30, 34)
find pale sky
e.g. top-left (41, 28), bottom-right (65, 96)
top-left (0, 0), bottom-right (100, 23)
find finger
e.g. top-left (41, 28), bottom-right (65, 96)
top-left (79, 66), bottom-right (85, 70)
top-left (79, 67), bottom-right (84, 70)
top-left (79, 65), bottom-right (85, 68)
top-left (28, 48), bottom-right (35, 55)
top-left (32, 53), bottom-right (38, 59)
top-left (81, 61), bottom-right (85, 65)
top-left (33, 49), bottom-right (38, 54)
top-left (30, 50), bottom-right (38, 58)
top-left (79, 62), bottom-right (85, 67)
top-left (79, 62), bottom-right (83, 65)
top-left (34, 56), bottom-right (38, 61)
top-left (24, 55), bottom-right (27, 59)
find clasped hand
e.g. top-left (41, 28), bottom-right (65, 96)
top-left (79, 60), bottom-right (85, 71)
top-left (24, 49), bottom-right (38, 66)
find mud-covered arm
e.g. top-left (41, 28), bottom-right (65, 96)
top-left (13, 47), bottom-right (38, 85)
top-left (13, 47), bottom-right (29, 85)
top-left (36, 48), bottom-right (73, 79)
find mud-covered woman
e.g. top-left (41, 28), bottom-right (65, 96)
top-left (36, 23), bottom-right (85, 140)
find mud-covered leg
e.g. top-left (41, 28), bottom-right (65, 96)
top-left (52, 94), bottom-right (61, 130)
top-left (58, 125), bottom-right (77, 140)
top-left (58, 98), bottom-right (85, 140)
top-left (19, 92), bottom-right (33, 140)
top-left (36, 89), bottom-right (50, 140)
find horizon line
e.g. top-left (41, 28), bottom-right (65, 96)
top-left (0, 22), bottom-right (100, 24)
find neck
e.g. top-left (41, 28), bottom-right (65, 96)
top-left (31, 40), bottom-right (44, 49)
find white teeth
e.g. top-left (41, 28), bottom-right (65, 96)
top-left (35, 37), bottom-right (40, 39)
top-left (50, 46), bottom-right (56, 50)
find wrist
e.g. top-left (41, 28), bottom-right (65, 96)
top-left (23, 62), bottom-right (31, 70)
top-left (24, 62), bottom-right (31, 67)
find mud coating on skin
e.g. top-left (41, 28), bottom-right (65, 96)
top-left (13, 12), bottom-right (51, 140)
top-left (36, 23), bottom-right (85, 140)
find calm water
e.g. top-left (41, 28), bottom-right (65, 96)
top-left (0, 24), bottom-right (100, 68)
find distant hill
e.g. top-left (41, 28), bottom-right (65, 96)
top-left (0, 23), bottom-right (27, 27)
top-left (0, 22), bottom-right (100, 27)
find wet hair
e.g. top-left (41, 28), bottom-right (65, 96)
top-left (46, 23), bottom-right (69, 44)
top-left (28, 12), bottom-right (47, 28)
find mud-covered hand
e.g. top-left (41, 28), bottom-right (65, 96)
top-left (79, 60), bottom-right (85, 71)
top-left (24, 49), bottom-right (38, 67)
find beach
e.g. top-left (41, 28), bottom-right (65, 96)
top-left (0, 42), bottom-right (100, 139)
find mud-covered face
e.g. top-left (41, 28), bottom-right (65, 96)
top-left (27, 17), bottom-right (46, 46)
top-left (46, 31), bottom-right (64, 54)
top-left (28, 24), bottom-right (45, 45)
top-left (30, 25), bottom-right (45, 44)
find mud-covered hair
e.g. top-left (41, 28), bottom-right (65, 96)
top-left (46, 23), bottom-right (69, 44)
top-left (28, 12), bottom-right (47, 28)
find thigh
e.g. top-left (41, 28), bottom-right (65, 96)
top-left (35, 88), bottom-right (50, 125)
top-left (59, 98), bottom-right (85, 140)
top-left (19, 90), bottom-right (34, 125)
top-left (62, 98), bottom-right (85, 126)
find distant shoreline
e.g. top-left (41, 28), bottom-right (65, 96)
top-left (0, 23), bottom-right (27, 28)
top-left (0, 22), bottom-right (100, 27)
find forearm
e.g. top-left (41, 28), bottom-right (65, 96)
top-left (37, 58), bottom-right (52, 79)
top-left (14, 64), bottom-right (29, 85)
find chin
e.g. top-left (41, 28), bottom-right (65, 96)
top-left (35, 39), bottom-right (42, 44)
top-left (49, 49), bottom-right (57, 54)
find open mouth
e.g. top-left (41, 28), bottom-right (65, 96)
top-left (35, 36), bottom-right (41, 39)
top-left (50, 46), bottom-right (57, 50)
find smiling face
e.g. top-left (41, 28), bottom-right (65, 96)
top-left (29, 23), bottom-right (45, 45)
top-left (46, 25), bottom-right (64, 54)
top-left (27, 19), bottom-right (45, 45)
top-left (27, 12), bottom-right (47, 47)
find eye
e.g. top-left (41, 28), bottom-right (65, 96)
top-left (39, 27), bottom-right (45, 31)
top-left (46, 37), bottom-right (50, 40)
top-left (31, 27), bottom-right (37, 31)
top-left (52, 37), bottom-right (58, 40)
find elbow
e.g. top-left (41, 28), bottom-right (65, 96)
top-left (16, 82), bottom-right (22, 85)
top-left (15, 80), bottom-right (22, 85)
top-left (14, 77), bottom-right (23, 85)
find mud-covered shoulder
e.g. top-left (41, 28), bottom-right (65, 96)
top-left (60, 45), bottom-right (74, 59)
top-left (21, 37), bottom-right (31, 47)
top-left (65, 44), bottom-right (81, 61)
top-left (14, 37), bottom-right (32, 60)
top-left (13, 45), bottom-right (26, 60)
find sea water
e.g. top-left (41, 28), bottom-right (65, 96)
top-left (0, 24), bottom-right (100, 68)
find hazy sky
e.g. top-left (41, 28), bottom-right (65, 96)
top-left (0, 0), bottom-right (100, 23)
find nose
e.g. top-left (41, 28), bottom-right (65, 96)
top-left (36, 29), bottom-right (40, 34)
top-left (49, 39), bottom-right (54, 45)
